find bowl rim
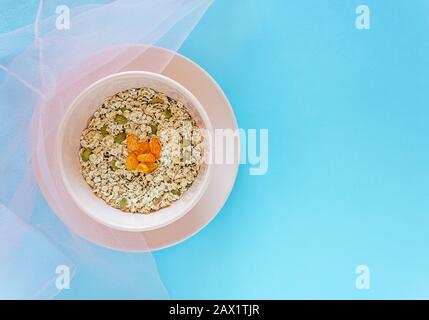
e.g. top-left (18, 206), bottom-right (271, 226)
top-left (57, 70), bottom-right (214, 232)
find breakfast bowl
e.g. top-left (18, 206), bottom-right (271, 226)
top-left (57, 71), bottom-right (213, 232)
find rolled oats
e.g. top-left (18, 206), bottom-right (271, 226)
top-left (79, 87), bottom-right (204, 214)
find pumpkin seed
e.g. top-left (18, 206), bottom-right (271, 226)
top-left (149, 97), bottom-right (163, 104)
top-left (114, 132), bottom-right (127, 144)
top-left (100, 125), bottom-right (108, 137)
top-left (81, 148), bottom-right (92, 162)
top-left (110, 160), bottom-right (117, 171)
top-left (119, 198), bottom-right (128, 209)
top-left (164, 108), bottom-right (172, 119)
top-left (171, 189), bottom-right (181, 196)
top-left (150, 123), bottom-right (158, 134)
top-left (114, 114), bottom-right (128, 124)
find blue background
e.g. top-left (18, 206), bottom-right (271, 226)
top-left (1, 0), bottom-right (429, 299)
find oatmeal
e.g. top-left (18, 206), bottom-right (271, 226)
top-left (79, 87), bottom-right (204, 214)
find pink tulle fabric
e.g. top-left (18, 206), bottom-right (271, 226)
top-left (0, 0), bottom-right (213, 299)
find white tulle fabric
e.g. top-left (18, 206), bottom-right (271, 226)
top-left (0, 0), bottom-right (213, 299)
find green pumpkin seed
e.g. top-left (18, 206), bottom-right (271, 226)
top-left (81, 148), bottom-right (92, 162)
top-left (114, 114), bottom-right (128, 124)
top-left (100, 125), bottom-right (108, 137)
top-left (150, 123), bottom-right (158, 134)
top-left (171, 189), bottom-right (181, 196)
top-left (149, 97), bottom-right (163, 104)
top-left (114, 132), bottom-right (127, 144)
top-left (119, 198), bottom-right (128, 209)
top-left (110, 160), bottom-right (117, 171)
top-left (164, 108), bottom-right (172, 119)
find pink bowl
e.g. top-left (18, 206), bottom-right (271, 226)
top-left (57, 71), bottom-right (213, 232)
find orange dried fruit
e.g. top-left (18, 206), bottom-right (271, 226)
top-left (146, 162), bottom-right (159, 172)
top-left (125, 153), bottom-right (139, 170)
top-left (135, 140), bottom-right (150, 155)
top-left (149, 137), bottom-right (161, 159)
top-left (125, 135), bottom-right (162, 172)
top-left (137, 153), bottom-right (156, 163)
top-left (136, 163), bottom-right (150, 174)
top-left (126, 134), bottom-right (140, 152)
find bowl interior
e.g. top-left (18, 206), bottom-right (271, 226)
top-left (58, 71), bottom-right (212, 232)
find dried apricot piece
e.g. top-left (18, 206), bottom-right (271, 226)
top-left (125, 153), bottom-right (139, 170)
top-left (135, 140), bottom-right (150, 155)
top-left (146, 162), bottom-right (159, 173)
top-left (137, 153), bottom-right (156, 163)
top-left (136, 163), bottom-right (150, 174)
top-left (149, 137), bottom-right (161, 158)
top-left (126, 134), bottom-right (140, 152)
